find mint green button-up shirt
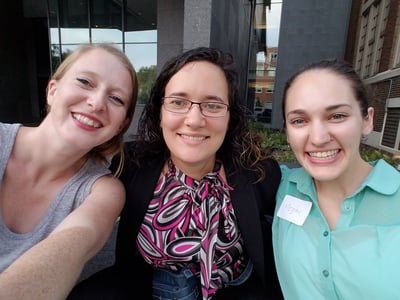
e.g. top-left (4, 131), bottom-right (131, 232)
top-left (273, 159), bottom-right (400, 300)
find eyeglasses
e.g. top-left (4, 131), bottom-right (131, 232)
top-left (162, 97), bottom-right (229, 118)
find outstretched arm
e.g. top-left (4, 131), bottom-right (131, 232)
top-left (0, 175), bottom-right (125, 299)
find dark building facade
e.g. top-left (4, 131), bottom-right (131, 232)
top-left (271, 0), bottom-right (352, 128)
top-left (1, 0), bottom-right (263, 134)
top-left (0, 0), bottom-right (349, 127)
top-left (2, 0), bottom-right (398, 155)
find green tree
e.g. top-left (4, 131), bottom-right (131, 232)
top-left (50, 45), bottom-right (72, 73)
top-left (137, 65), bottom-right (157, 104)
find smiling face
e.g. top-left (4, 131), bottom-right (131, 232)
top-left (284, 69), bottom-right (374, 182)
top-left (160, 61), bottom-right (230, 177)
top-left (46, 48), bottom-right (132, 151)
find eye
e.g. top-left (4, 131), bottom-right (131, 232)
top-left (331, 113), bottom-right (346, 121)
top-left (170, 98), bottom-right (188, 107)
top-left (205, 102), bottom-right (225, 110)
top-left (290, 118), bottom-right (305, 126)
top-left (76, 77), bottom-right (91, 86)
top-left (109, 95), bottom-right (125, 106)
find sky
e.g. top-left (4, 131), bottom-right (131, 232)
top-left (267, 0), bottom-right (282, 47)
top-left (257, 0), bottom-right (282, 61)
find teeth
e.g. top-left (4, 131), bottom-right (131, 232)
top-left (308, 149), bottom-right (338, 159)
top-left (73, 113), bottom-right (101, 128)
top-left (180, 134), bottom-right (205, 141)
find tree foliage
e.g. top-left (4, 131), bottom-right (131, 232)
top-left (137, 65), bottom-right (157, 104)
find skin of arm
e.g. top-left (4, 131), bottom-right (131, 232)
top-left (0, 175), bottom-right (125, 300)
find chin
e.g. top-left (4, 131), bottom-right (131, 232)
top-left (308, 168), bottom-right (340, 182)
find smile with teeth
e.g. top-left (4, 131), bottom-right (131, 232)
top-left (179, 134), bottom-right (207, 141)
top-left (308, 149), bottom-right (339, 159)
top-left (72, 113), bottom-right (102, 128)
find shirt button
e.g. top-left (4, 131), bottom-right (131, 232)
top-left (322, 270), bottom-right (329, 277)
top-left (323, 231), bottom-right (329, 237)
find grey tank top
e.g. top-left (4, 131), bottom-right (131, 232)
top-left (0, 122), bottom-right (113, 281)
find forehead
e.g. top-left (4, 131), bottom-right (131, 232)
top-left (166, 61), bottom-right (228, 95)
top-left (69, 49), bottom-right (132, 83)
top-left (70, 49), bottom-right (116, 71)
top-left (286, 69), bottom-right (356, 109)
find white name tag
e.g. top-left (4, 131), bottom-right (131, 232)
top-left (277, 195), bottom-right (312, 226)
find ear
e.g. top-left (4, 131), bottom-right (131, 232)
top-left (362, 107), bottom-right (374, 137)
top-left (46, 80), bottom-right (57, 106)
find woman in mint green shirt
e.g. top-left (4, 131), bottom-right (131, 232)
top-left (273, 59), bottom-right (400, 299)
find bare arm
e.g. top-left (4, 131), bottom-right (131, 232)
top-left (0, 175), bottom-right (125, 300)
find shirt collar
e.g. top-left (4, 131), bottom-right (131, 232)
top-left (286, 159), bottom-right (400, 196)
top-left (364, 159), bottom-right (400, 195)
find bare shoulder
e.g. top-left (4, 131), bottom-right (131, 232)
top-left (79, 174), bottom-right (125, 216)
top-left (92, 174), bottom-right (125, 195)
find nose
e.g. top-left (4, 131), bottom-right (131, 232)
top-left (309, 121), bottom-right (331, 145)
top-left (184, 103), bottom-right (206, 126)
top-left (87, 92), bottom-right (106, 112)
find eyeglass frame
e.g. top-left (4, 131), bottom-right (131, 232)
top-left (161, 96), bottom-right (230, 118)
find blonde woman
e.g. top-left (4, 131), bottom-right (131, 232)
top-left (0, 43), bottom-right (138, 299)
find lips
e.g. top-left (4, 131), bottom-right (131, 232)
top-left (72, 113), bottom-right (102, 128)
top-left (179, 134), bottom-right (207, 141)
top-left (308, 149), bottom-right (339, 159)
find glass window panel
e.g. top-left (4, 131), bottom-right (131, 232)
top-left (267, 0), bottom-right (281, 47)
top-left (49, 43), bottom-right (80, 71)
top-left (125, 30), bottom-right (157, 43)
top-left (50, 44), bottom-right (63, 71)
top-left (125, 2), bottom-right (157, 32)
top-left (248, 0), bottom-right (281, 114)
top-left (48, 0), bottom-right (158, 81)
top-left (60, 28), bottom-right (90, 44)
top-left (125, 43), bottom-right (157, 71)
top-left (92, 0), bottom-right (122, 30)
top-left (92, 28), bottom-right (122, 43)
top-left (59, 0), bottom-right (89, 28)
top-left (50, 28), bottom-right (60, 45)
top-left (59, 44), bottom-right (80, 61)
top-left (48, 0), bottom-right (59, 28)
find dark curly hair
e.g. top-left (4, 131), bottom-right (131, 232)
top-left (129, 47), bottom-right (272, 181)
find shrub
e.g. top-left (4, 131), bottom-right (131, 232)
top-left (250, 121), bottom-right (399, 168)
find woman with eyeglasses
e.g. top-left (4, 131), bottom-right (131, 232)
top-left (69, 47), bottom-right (283, 300)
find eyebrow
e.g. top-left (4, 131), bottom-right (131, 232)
top-left (287, 103), bottom-right (352, 116)
top-left (325, 103), bottom-right (352, 111)
top-left (167, 92), bottom-right (225, 102)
